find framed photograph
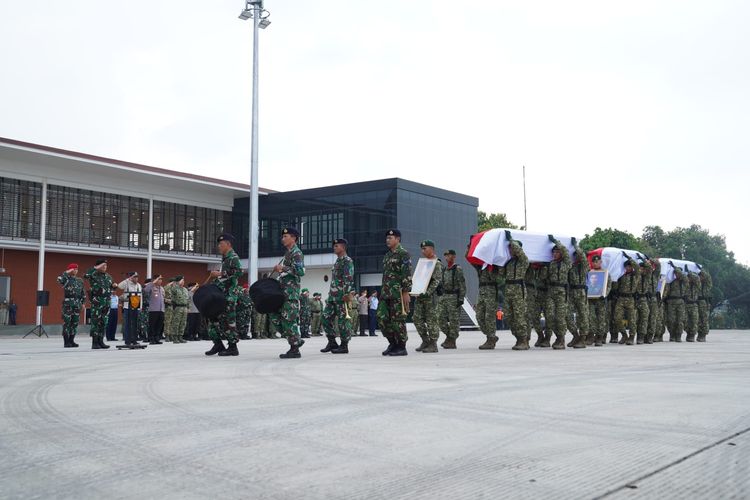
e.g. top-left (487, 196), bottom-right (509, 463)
top-left (587, 270), bottom-right (609, 298)
top-left (656, 277), bottom-right (667, 299)
top-left (410, 258), bottom-right (438, 296)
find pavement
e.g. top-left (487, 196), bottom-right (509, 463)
top-left (1, 329), bottom-right (748, 500)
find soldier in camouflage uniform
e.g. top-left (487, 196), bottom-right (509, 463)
top-left (536, 264), bottom-right (552, 347)
top-left (685, 271), bottom-right (701, 342)
top-left (204, 233), bottom-right (243, 356)
top-left (545, 237), bottom-right (571, 350)
top-left (271, 227), bottom-right (306, 359)
top-left (697, 268), bottom-right (712, 342)
top-left (321, 238), bottom-right (355, 354)
top-left (438, 249), bottom-right (466, 349)
top-left (500, 234), bottom-right (530, 350)
top-left (299, 289), bottom-right (312, 338)
top-left (253, 310), bottom-right (267, 339)
top-left (471, 255), bottom-right (502, 350)
top-left (413, 240), bottom-right (444, 353)
top-left (57, 263), bottom-right (85, 348)
top-left (664, 263), bottom-right (687, 342)
top-left (646, 259), bottom-right (661, 343)
top-left (168, 276), bottom-right (189, 344)
top-left (236, 284), bottom-right (252, 340)
top-left (163, 278), bottom-right (175, 341)
top-left (347, 291), bottom-right (358, 334)
top-left (587, 255), bottom-right (611, 346)
top-left (613, 254), bottom-right (640, 346)
top-left (634, 257), bottom-right (654, 344)
top-left (139, 278), bottom-right (151, 342)
top-left (310, 293), bottom-right (323, 336)
top-left (524, 264), bottom-right (541, 346)
top-left (566, 239), bottom-right (590, 348)
top-left (377, 229), bottom-right (412, 356)
top-left (84, 258), bottom-right (113, 350)
top-left (607, 281), bottom-right (619, 343)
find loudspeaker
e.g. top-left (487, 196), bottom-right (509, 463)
top-left (36, 290), bottom-right (49, 307)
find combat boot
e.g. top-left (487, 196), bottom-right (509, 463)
top-left (572, 335), bottom-right (586, 348)
top-left (566, 333), bottom-right (579, 348)
top-left (97, 336), bottom-right (110, 349)
top-left (618, 333), bottom-right (628, 344)
top-left (636, 333), bottom-right (645, 345)
top-left (697, 335), bottom-right (706, 342)
top-left (91, 337), bottom-right (100, 350)
top-left (585, 334), bottom-right (594, 346)
top-left (415, 339), bottom-right (428, 352)
top-left (674, 333), bottom-right (682, 342)
top-left (539, 332), bottom-right (552, 348)
top-left (645, 334), bottom-right (654, 344)
top-left (279, 345), bottom-right (301, 359)
top-left (69, 334), bottom-right (79, 348)
top-left (534, 332), bottom-right (544, 347)
top-left (441, 338), bottom-right (457, 349)
top-left (512, 337), bottom-right (530, 351)
top-left (382, 337), bottom-right (396, 356)
top-left (320, 337), bottom-right (339, 353)
top-left (594, 334), bottom-right (604, 347)
top-left (331, 340), bottom-right (349, 354)
top-left (218, 342), bottom-right (239, 356)
top-left (421, 339), bottom-right (438, 353)
top-left (609, 332), bottom-right (619, 344)
top-left (552, 334), bottom-right (566, 350)
top-left (478, 337), bottom-right (497, 350)
top-left (205, 339), bottom-right (226, 356)
top-left (62, 333), bottom-right (71, 348)
top-left (625, 333), bottom-right (635, 346)
top-left (388, 340), bottom-right (408, 356)
top-left (686, 334), bottom-right (695, 342)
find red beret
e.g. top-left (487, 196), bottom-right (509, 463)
top-left (66, 263), bottom-right (79, 271)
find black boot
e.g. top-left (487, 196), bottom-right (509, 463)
top-left (280, 345), bottom-right (301, 359)
top-left (331, 340), bottom-right (349, 354)
top-left (92, 337), bottom-right (101, 350)
top-left (320, 337), bottom-right (339, 353)
top-left (69, 334), bottom-right (79, 347)
top-left (62, 333), bottom-right (71, 348)
top-left (97, 336), bottom-right (110, 349)
top-left (382, 336), bottom-right (396, 356)
top-left (205, 339), bottom-right (226, 356)
top-left (388, 340), bottom-right (408, 356)
top-left (218, 341), bottom-right (239, 356)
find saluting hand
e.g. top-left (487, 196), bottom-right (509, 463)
top-left (210, 270), bottom-right (222, 278)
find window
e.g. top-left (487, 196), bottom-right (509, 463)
top-left (0, 177), bottom-right (41, 240)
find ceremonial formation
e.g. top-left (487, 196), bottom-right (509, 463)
top-left (54, 226), bottom-right (713, 358)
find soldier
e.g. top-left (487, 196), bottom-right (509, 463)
top-left (647, 259), bottom-right (662, 343)
top-left (236, 284), bottom-right (252, 340)
top-left (697, 267), bottom-right (712, 342)
top-left (536, 264), bottom-right (552, 347)
top-left (545, 236), bottom-right (571, 350)
top-left (299, 289), bottom-right (312, 339)
top-left (500, 234), bottom-right (530, 350)
top-left (525, 264), bottom-right (543, 347)
top-left (139, 278), bottom-right (151, 342)
top-left (253, 308), bottom-right (267, 339)
top-left (439, 249), bottom-right (466, 349)
top-left (204, 233), bottom-right (243, 356)
top-left (271, 227), bottom-right (306, 359)
top-left (163, 277), bottom-right (176, 342)
top-left (471, 250), bottom-right (502, 350)
top-left (310, 292), bottom-right (323, 336)
top-left (566, 239), bottom-right (590, 348)
top-left (413, 240), bottom-right (444, 353)
top-left (347, 291), bottom-right (358, 334)
top-left (634, 256), bottom-right (654, 344)
top-left (685, 271), bottom-right (701, 342)
top-left (587, 255), bottom-right (611, 346)
top-left (377, 229), bottom-right (412, 356)
top-left (614, 254), bottom-right (640, 346)
top-left (321, 238), bottom-right (355, 354)
top-left (168, 275), bottom-right (189, 344)
top-left (84, 258), bottom-right (113, 350)
top-left (664, 263), bottom-right (687, 342)
top-left (57, 263), bottom-right (84, 348)
top-left (608, 281), bottom-right (620, 343)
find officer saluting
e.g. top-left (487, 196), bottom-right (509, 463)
top-left (57, 263), bottom-right (85, 348)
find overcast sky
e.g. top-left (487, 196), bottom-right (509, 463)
top-left (1, 0), bottom-right (748, 264)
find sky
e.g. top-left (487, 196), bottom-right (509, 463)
top-left (1, 0), bottom-right (748, 264)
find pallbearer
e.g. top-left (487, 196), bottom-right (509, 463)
top-left (566, 238), bottom-right (589, 348)
top-left (587, 255), bottom-right (611, 346)
top-left (439, 249), bottom-right (466, 350)
top-left (501, 233), bottom-right (530, 350)
top-left (413, 240), bottom-right (443, 354)
top-left (377, 229), bottom-right (412, 356)
top-left (57, 263), bottom-right (84, 348)
top-left (321, 238), bottom-right (355, 354)
top-left (697, 268), bottom-right (712, 342)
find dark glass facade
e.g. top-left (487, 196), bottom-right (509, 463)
top-left (0, 177), bottom-right (41, 241)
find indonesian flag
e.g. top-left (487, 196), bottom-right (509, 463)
top-left (586, 247), bottom-right (645, 282)
top-left (658, 258), bottom-right (701, 283)
top-left (468, 228), bottom-right (578, 267)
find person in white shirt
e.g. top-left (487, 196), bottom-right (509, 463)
top-left (118, 271), bottom-right (143, 346)
top-left (368, 291), bottom-right (379, 336)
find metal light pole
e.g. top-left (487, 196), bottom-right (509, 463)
top-left (238, 1), bottom-right (270, 284)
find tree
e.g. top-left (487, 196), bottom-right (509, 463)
top-left (477, 211), bottom-right (519, 232)
top-left (579, 227), bottom-right (649, 253)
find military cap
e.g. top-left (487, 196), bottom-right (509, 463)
top-left (95, 258), bottom-right (107, 266)
top-left (443, 249), bottom-right (457, 256)
top-left (217, 233), bottom-right (235, 245)
top-left (302, 288), bottom-right (309, 293)
top-left (174, 275), bottom-right (184, 282)
top-left (168, 276), bottom-right (178, 283)
top-left (591, 255), bottom-right (601, 262)
top-left (66, 263), bottom-right (79, 271)
top-left (420, 239), bottom-right (435, 248)
top-left (282, 227), bottom-right (300, 238)
top-left (386, 229), bottom-right (401, 237)
top-left (144, 278), bottom-right (153, 284)
top-left (127, 271), bottom-right (138, 277)
top-left (333, 238), bottom-right (348, 247)
top-left (313, 292), bottom-right (321, 297)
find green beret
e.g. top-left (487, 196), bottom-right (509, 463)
top-left (302, 288), bottom-right (309, 293)
top-left (443, 249), bottom-right (456, 256)
top-left (420, 239), bottom-right (435, 248)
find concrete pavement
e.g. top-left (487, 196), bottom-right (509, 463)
top-left (1, 329), bottom-right (748, 499)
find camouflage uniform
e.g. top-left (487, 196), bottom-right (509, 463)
top-left (253, 311), bottom-right (267, 339)
top-left (270, 244), bottom-right (305, 348)
top-left (84, 267), bottom-right (113, 343)
top-left (524, 265), bottom-right (542, 345)
top-left (473, 265), bottom-right (501, 349)
top-left (697, 270), bottom-right (712, 341)
top-left (377, 243), bottom-right (412, 346)
top-left (299, 293), bottom-right (311, 337)
top-left (545, 239), bottom-right (571, 349)
top-left (566, 244), bottom-right (590, 347)
top-left (139, 287), bottom-right (150, 342)
top-left (664, 267), bottom-right (687, 342)
top-left (500, 241), bottom-right (529, 349)
top-left (438, 262), bottom-right (466, 345)
top-left (322, 254), bottom-right (355, 345)
top-left (607, 281), bottom-right (619, 343)
top-left (635, 259), bottom-right (654, 344)
top-left (647, 260), bottom-right (662, 342)
top-left (613, 258), bottom-right (640, 345)
top-left (163, 282), bottom-right (174, 341)
top-left (169, 284), bottom-right (189, 343)
top-left (587, 272), bottom-right (611, 346)
top-left (413, 258), bottom-right (444, 351)
top-left (310, 296), bottom-right (323, 336)
top-left (536, 265), bottom-right (552, 347)
top-left (208, 248), bottom-right (243, 344)
top-left (236, 289), bottom-right (252, 339)
top-left (685, 272), bottom-right (701, 342)
top-left (57, 271), bottom-right (85, 347)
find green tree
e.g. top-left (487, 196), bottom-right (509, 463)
top-left (579, 227), bottom-right (650, 253)
top-left (477, 211), bottom-right (519, 232)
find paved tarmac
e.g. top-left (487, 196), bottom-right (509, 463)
top-left (1, 330), bottom-right (748, 500)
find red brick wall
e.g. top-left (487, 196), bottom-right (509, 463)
top-left (0, 249), bottom-right (238, 325)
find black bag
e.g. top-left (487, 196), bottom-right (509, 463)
top-left (193, 284), bottom-right (226, 320)
top-left (249, 278), bottom-right (286, 314)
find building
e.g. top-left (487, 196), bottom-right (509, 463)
top-left (0, 137), bottom-right (479, 326)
